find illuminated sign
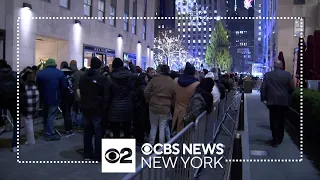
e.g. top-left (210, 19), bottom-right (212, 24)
top-left (244, 0), bottom-right (253, 9)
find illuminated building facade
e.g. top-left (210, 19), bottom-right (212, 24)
top-left (175, 0), bottom-right (225, 61)
top-left (0, 0), bottom-right (155, 70)
top-left (226, 0), bottom-right (255, 73)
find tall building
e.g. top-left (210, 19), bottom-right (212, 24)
top-left (0, 0), bottom-right (156, 71)
top-left (254, 0), bottom-right (277, 73)
top-left (277, 0), bottom-right (320, 75)
top-left (175, 0), bottom-right (223, 61)
top-left (155, 0), bottom-right (175, 37)
top-left (226, 0), bottom-right (255, 73)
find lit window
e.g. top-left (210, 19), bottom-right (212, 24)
top-left (84, 0), bottom-right (91, 16)
top-left (258, 10), bottom-right (261, 13)
top-left (198, 40), bottom-right (201, 43)
top-left (209, 34), bottom-right (211, 37)
top-left (60, 0), bottom-right (69, 9)
top-left (178, 28), bottom-right (180, 32)
top-left (193, 28), bottom-right (196, 31)
top-left (258, 37), bottom-right (261, 41)
top-left (98, 0), bottom-right (105, 22)
top-left (188, 28), bottom-right (191, 31)
top-left (183, 28), bottom-right (185, 32)
top-left (193, 40), bottom-right (195, 43)
top-left (259, 26), bottom-right (261, 30)
top-left (183, 23), bottom-right (186, 26)
top-left (209, 28), bottom-right (212, 31)
top-left (203, 40), bottom-right (206, 43)
top-left (158, 25), bottom-right (161, 28)
top-left (258, 32), bottom-right (261, 35)
top-left (188, 35), bottom-right (191, 37)
top-left (188, 40), bottom-right (191, 43)
top-left (162, 25), bottom-right (165, 28)
top-left (214, 10), bottom-right (217, 13)
top-left (178, 23), bottom-right (181, 26)
top-left (204, 28), bottom-right (206, 31)
top-left (183, 35), bottom-right (185, 37)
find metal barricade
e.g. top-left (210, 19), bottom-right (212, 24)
top-left (123, 92), bottom-right (241, 180)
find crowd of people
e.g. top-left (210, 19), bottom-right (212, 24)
top-left (0, 57), bottom-right (240, 161)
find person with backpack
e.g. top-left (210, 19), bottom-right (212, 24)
top-left (37, 59), bottom-right (68, 141)
top-left (0, 60), bottom-right (17, 152)
top-left (20, 70), bottom-right (39, 145)
top-left (70, 60), bottom-right (84, 129)
top-left (60, 61), bottom-right (74, 135)
top-left (79, 57), bottom-right (111, 161)
top-left (107, 58), bottom-right (137, 139)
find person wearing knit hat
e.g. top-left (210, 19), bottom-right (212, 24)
top-left (90, 57), bottom-right (102, 69)
top-left (172, 62), bottom-right (200, 132)
top-left (107, 57), bottom-right (137, 139)
top-left (79, 57), bottom-right (110, 161)
top-left (45, 58), bottom-right (57, 68)
top-left (36, 58), bottom-right (68, 141)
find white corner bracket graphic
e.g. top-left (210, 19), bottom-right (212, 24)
top-left (16, 16), bottom-right (304, 164)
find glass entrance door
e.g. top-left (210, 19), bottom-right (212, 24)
top-left (96, 53), bottom-right (106, 67)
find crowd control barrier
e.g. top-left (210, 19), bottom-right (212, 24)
top-left (123, 90), bottom-right (241, 180)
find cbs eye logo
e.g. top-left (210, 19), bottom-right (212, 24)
top-left (105, 148), bottom-right (133, 164)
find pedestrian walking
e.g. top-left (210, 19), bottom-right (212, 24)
top-left (260, 60), bottom-right (294, 147)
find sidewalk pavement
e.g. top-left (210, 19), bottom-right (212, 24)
top-left (244, 90), bottom-right (320, 180)
top-left (0, 118), bottom-right (144, 180)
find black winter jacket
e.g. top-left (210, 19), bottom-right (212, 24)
top-left (107, 67), bottom-right (137, 123)
top-left (79, 69), bottom-right (111, 117)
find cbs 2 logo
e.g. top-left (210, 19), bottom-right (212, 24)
top-left (105, 148), bottom-right (132, 164)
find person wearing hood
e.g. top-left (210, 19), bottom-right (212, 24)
top-left (60, 61), bottom-right (74, 135)
top-left (107, 58), bottom-right (137, 138)
top-left (69, 60), bottom-right (84, 128)
top-left (134, 73), bottom-right (149, 145)
top-left (144, 65), bottom-right (175, 145)
top-left (79, 57), bottom-right (111, 161)
top-left (172, 62), bottom-right (200, 132)
top-left (37, 59), bottom-right (68, 141)
top-left (0, 60), bottom-right (17, 152)
top-left (184, 78), bottom-right (214, 125)
top-left (205, 72), bottom-right (221, 105)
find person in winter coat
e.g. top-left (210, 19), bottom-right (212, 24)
top-left (0, 60), bottom-right (17, 152)
top-left (37, 59), bottom-right (67, 141)
top-left (205, 72), bottom-right (221, 105)
top-left (144, 65), bottom-right (175, 145)
top-left (70, 60), bottom-right (84, 128)
top-left (184, 78), bottom-right (214, 125)
top-left (172, 62), bottom-right (200, 132)
top-left (134, 73), bottom-right (149, 145)
top-left (107, 58), bottom-right (137, 138)
top-left (60, 61), bottom-right (74, 135)
top-left (20, 70), bottom-right (39, 145)
top-left (79, 57), bottom-right (111, 161)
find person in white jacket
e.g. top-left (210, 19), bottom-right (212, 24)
top-left (205, 72), bottom-right (221, 105)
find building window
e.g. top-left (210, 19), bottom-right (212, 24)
top-left (124, 0), bottom-right (129, 31)
top-left (110, 0), bottom-right (117, 26)
top-left (132, 0), bottom-right (137, 34)
top-left (42, 0), bottom-right (50, 2)
top-left (143, 20), bottom-right (147, 40)
top-left (60, 0), bottom-right (69, 9)
top-left (294, 0), bottom-right (305, 4)
top-left (98, 0), bottom-right (105, 22)
top-left (142, 0), bottom-right (147, 40)
top-left (84, 0), bottom-right (92, 16)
